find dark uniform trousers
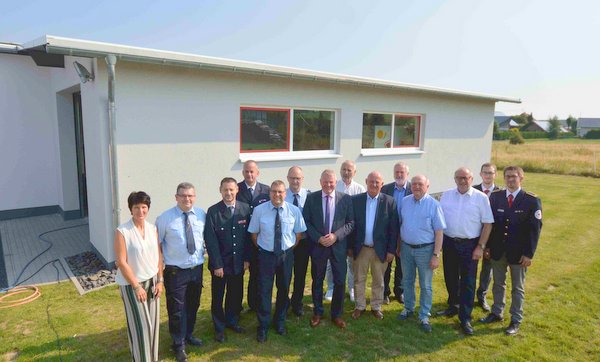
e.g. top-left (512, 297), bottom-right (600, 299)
top-left (384, 256), bottom-right (403, 300)
top-left (477, 258), bottom-right (493, 302)
top-left (290, 237), bottom-right (310, 312)
top-left (256, 247), bottom-right (294, 331)
top-left (211, 273), bottom-right (244, 333)
top-left (442, 235), bottom-right (479, 322)
top-left (164, 264), bottom-right (203, 351)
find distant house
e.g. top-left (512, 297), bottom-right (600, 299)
top-left (495, 116), bottom-right (520, 131)
top-left (521, 120), bottom-right (569, 133)
top-left (577, 118), bottom-right (600, 137)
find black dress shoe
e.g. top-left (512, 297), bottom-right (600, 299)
top-left (479, 313), bottom-right (503, 324)
top-left (186, 336), bottom-right (204, 346)
top-left (214, 332), bottom-right (226, 343)
top-left (275, 325), bottom-right (287, 336)
top-left (436, 307), bottom-right (458, 317)
top-left (505, 321), bottom-right (520, 336)
top-left (175, 349), bottom-right (188, 362)
top-left (293, 308), bottom-right (305, 317)
top-left (478, 299), bottom-right (491, 312)
top-left (461, 321), bottom-right (474, 335)
top-left (396, 294), bottom-right (404, 304)
top-left (257, 329), bottom-right (267, 343)
top-left (227, 325), bottom-right (246, 334)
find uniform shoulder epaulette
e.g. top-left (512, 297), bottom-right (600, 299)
top-left (525, 191), bottom-right (538, 198)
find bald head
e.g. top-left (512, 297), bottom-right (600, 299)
top-left (365, 171), bottom-right (384, 198)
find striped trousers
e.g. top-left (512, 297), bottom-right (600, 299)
top-left (119, 276), bottom-right (160, 362)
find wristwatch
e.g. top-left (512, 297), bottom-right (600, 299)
top-left (433, 252), bottom-right (440, 258)
top-left (478, 243), bottom-right (486, 249)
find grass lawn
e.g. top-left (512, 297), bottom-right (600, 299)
top-left (492, 138), bottom-right (600, 177)
top-left (2, 173), bottom-right (600, 361)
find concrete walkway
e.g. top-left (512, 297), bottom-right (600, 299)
top-left (0, 214), bottom-right (92, 288)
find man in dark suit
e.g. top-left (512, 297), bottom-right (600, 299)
top-left (473, 162), bottom-right (500, 312)
top-left (236, 160), bottom-right (270, 312)
top-left (303, 169), bottom-right (354, 329)
top-left (349, 171), bottom-right (399, 320)
top-left (381, 161), bottom-right (411, 304)
top-left (204, 178), bottom-right (251, 342)
top-left (480, 166), bottom-right (542, 336)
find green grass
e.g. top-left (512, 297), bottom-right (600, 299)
top-left (492, 138), bottom-right (600, 177)
top-left (2, 173), bottom-right (600, 361)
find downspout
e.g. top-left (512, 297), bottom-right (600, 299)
top-left (106, 54), bottom-right (121, 229)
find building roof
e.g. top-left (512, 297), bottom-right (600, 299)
top-left (578, 118), bottom-right (600, 128)
top-left (527, 120), bottom-right (569, 133)
top-left (19, 35), bottom-right (521, 104)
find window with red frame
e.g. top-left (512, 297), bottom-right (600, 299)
top-left (362, 113), bottom-right (420, 149)
top-left (241, 107), bottom-right (335, 153)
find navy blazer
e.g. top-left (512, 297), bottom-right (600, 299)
top-left (350, 192), bottom-right (399, 262)
top-left (381, 181), bottom-right (412, 198)
top-left (236, 181), bottom-right (270, 215)
top-left (473, 183), bottom-right (500, 193)
top-left (488, 189), bottom-right (542, 264)
top-left (302, 190), bottom-right (354, 262)
top-left (204, 201), bottom-right (252, 275)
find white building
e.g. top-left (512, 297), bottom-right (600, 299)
top-left (0, 36), bottom-right (520, 264)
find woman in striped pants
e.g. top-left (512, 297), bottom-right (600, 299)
top-left (115, 191), bottom-right (164, 362)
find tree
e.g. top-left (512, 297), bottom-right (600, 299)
top-left (509, 128), bottom-right (525, 144)
top-left (512, 112), bottom-right (531, 125)
top-left (566, 115), bottom-right (577, 133)
top-left (548, 116), bottom-right (561, 140)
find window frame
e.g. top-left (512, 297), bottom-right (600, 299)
top-left (360, 111), bottom-right (424, 156)
top-left (239, 106), bottom-right (340, 161)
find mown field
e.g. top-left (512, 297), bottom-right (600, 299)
top-left (492, 138), bottom-right (600, 177)
top-left (1, 172), bottom-right (600, 361)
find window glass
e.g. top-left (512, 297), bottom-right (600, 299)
top-left (241, 109), bottom-right (289, 151)
top-left (393, 115), bottom-right (419, 147)
top-left (293, 110), bottom-right (335, 151)
top-left (362, 113), bottom-right (393, 148)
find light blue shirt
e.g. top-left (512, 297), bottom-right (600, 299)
top-left (393, 183), bottom-right (408, 216)
top-left (364, 193), bottom-right (379, 246)
top-left (285, 188), bottom-right (309, 212)
top-left (156, 206), bottom-right (206, 268)
top-left (248, 201), bottom-right (307, 252)
top-left (400, 194), bottom-right (446, 245)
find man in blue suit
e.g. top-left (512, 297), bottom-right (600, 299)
top-left (236, 160), bottom-right (270, 312)
top-left (303, 169), bottom-right (354, 329)
top-left (479, 166), bottom-right (542, 336)
top-left (349, 171), bottom-right (399, 320)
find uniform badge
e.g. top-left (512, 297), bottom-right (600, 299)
top-left (535, 210), bottom-right (542, 220)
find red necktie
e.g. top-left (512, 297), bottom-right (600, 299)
top-left (484, 189), bottom-right (490, 196)
top-left (508, 194), bottom-right (514, 208)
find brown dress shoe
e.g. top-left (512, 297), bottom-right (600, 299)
top-left (332, 317), bottom-right (347, 329)
top-left (371, 310), bottom-right (384, 320)
top-left (352, 309), bottom-right (365, 320)
top-left (310, 314), bottom-right (321, 327)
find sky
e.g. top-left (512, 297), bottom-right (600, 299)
top-left (3, 0), bottom-right (599, 119)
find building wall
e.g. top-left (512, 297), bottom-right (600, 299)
top-left (0, 54), bottom-right (61, 212)
top-left (113, 62), bottom-right (495, 263)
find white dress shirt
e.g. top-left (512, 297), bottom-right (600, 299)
top-left (440, 187), bottom-right (494, 239)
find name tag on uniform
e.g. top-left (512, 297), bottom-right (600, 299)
top-left (238, 220), bottom-right (247, 224)
top-left (497, 209), bottom-right (504, 212)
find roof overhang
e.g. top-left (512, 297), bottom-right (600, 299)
top-left (21, 35), bottom-right (521, 104)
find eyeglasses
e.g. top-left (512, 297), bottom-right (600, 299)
top-left (177, 194), bottom-right (196, 198)
top-left (481, 171), bottom-right (496, 175)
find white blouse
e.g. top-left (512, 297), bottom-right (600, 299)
top-left (115, 219), bottom-right (159, 286)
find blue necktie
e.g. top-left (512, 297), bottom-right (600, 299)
top-left (274, 207), bottom-right (282, 256)
top-left (183, 212), bottom-right (196, 254)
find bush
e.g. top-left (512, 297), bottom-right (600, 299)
top-left (584, 129), bottom-right (600, 139)
top-left (509, 129), bottom-right (525, 144)
top-left (494, 130), bottom-right (548, 140)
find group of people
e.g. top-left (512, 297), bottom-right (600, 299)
top-left (114, 160), bottom-right (542, 362)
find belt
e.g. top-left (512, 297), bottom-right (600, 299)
top-left (165, 264), bottom-right (202, 271)
top-left (362, 244), bottom-right (374, 248)
top-left (403, 241), bottom-right (434, 249)
top-left (444, 235), bottom-right (478, 242)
